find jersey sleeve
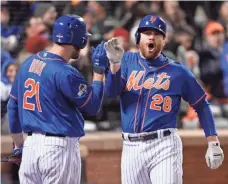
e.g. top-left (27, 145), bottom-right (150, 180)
top-left (58, 69), bottom-right (104, 115)
top-left (8, 74), bottom-right (22, 133)
top-left (105, 53), bottom-right (128, 98)
top-left (9, 73), bottom-right (19, 100)
top-left (181, 65), bottom-right (206, 106)
top-left (181, 65), bottom-right (217, 137)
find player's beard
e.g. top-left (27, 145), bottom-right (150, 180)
top-left (139, 40), bottom-right (164, 60)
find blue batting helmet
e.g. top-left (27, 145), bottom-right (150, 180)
top-left (135, 15), bottom-right (166, 44)
top-left (53, 14), bottom-right (91, 49)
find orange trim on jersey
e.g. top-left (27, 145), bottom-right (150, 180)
top-left (10, 94), bottom-right (17, 100)
top-left (140, 72), bottom-right (156, 132)
top-left (140, 61), bottom-right (173, 132)
top-left (79, 91), bottom-right (92, 108)
top-left (121, 75), bottom-right (126, 81)
top-left (37, 53), bottom-right (65, 62)
top-left (156, 61), bottom-right (174, 71)
top-left (133, 60), bottom-right (147, 133)
top-left (190, 93), bottom-right (207, 106)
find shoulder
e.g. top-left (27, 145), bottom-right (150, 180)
top-left (166, 57), bottom-right (194, 77)
top-left (122, 51), bottom-right (139, 65)
top-left (59, 64), bottom-right (83, 80)
top-left (123, 51), bottom-right (137, 59)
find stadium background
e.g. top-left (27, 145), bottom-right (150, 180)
top-left (1, 1), bottom-right (228, 184)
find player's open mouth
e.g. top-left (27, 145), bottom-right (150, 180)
top-left (148, 43), bottom-right (154, 51)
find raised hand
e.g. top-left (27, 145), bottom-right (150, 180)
top-left (104, 38), bottom-right (124, 66)
top-left (92, 41), bottom-right (109, 74)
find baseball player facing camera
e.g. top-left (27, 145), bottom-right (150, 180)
top-left (105, 15), bottom-right (224, 184)
top-left (7, 14), bottom-right (110, 184)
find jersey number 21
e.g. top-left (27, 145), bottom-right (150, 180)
top-left (23, 78), bottom-right (42, 112)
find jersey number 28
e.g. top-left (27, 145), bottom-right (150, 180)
top-left (150, 94), bottom-right (172, 112)
top-left (23, 78), bottom-right (42, 112)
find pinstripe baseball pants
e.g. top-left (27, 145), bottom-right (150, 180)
top-left (121, 128), bottom-right (183, 184)
top-left (19, 133), bottom-right (81, 184)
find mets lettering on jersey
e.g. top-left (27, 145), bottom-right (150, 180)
top-left (106, 52), bottom-right (206, 133)
top-left (126, 71), bottom-right (170, 91)
top-left (105, 14), bottom-right (221, 184)
top-left (105, 52), bottom-right (207, 184)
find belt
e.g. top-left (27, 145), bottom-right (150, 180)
top-left (27, 132), bottom-right (66, 138)
top-left (122, 130), bottom-right (171, 142)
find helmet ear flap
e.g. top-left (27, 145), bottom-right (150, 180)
top-left (80, 36), bottom-right (88, 49)
top-left (135, 30), bottom-right (140, 44)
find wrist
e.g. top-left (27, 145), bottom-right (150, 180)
top-left (110, 64), bottom-right (120, 74)
top-left (110, 59), bottom-right (121, 65)
top-left (207, 135), bottom-right (218, 143)
top-left (93, 72), bottom-right (104, 82)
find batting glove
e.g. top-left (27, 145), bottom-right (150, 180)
top-left (205, 141), bottom-right (224, 169)
top-left (104, 38), bottom-right (124, 66)
top-left (92, 41), bottom-right (109, 74)
top-left (9, 146), bottom-right (23, 165)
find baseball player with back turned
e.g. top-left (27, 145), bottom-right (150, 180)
top-left (104, 15), bottom-right (224, 184)
top-left (7, 14), bottom-right (109, 184)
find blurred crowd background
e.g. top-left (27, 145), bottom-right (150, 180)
top-left (1, 1), bottom-right (228, 184)
top-left (1, 0), bottom-right (228, 134)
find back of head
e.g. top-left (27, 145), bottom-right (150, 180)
top-left (135, 15), bottom-right (167, 44)
top-left (53, 14), bottom-right (91, 49)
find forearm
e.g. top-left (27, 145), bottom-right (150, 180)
top-left (207, 135), bottom-right (218, 142)
top-left (7, 98), bottom-right (22, 133)
top-left (192, 99), bottom-right (217, 137)
top-left (110, 64), bottom-right (120, 74)
top-left (93, 72), bottom-right (104, 82)
top-left (79, 80), bottom-right (104, 115)
top-left (11, 133), bottom-right (24, 148)
top-left (105, 67), bottom-right (123, 98)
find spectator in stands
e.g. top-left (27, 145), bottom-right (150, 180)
top-left (1, 3), bottom-right (23, 54)
top-left (199, 21), bottom-right (227, 102)
top-left (148, 1), bottom-right (162, 15)
top-left (87, 1), bottom-right (116, 45)
top-left (1, 49), bottom-right (15, 76)
top-left (104, 27), bottom-right (130, 50)
top-left (218, 2), bottom-right (228, 40)
top-left (176, 26), bottom-right (200, 77)
top-left (114, 1), bottom-right (146, 30)
top-left (163, 22), bottom-right (177, 60)
top-left (17, 16), bottom-right (50, 63)
top-left (1, 62), bottom-right (19, 134)
top-left (62, 1), bottom-right (88, 17)
top-left (160, 1), bottom-right (187, 30)
top-left (33, 2), bottom-right (57, 41)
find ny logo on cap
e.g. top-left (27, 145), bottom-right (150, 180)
top-left (150, 16), bottom-right (157, 23)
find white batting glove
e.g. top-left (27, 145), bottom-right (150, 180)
top-left (205, 141), bottom-right (224, 169)
top-left (104, 37), bottom-right (124, 66)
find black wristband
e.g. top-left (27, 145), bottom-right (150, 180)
top-left (93, 66), bottom-right (105, 74)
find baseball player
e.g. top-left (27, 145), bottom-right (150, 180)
top-left (7, 14), bottom-right (109, 184)
top-left (104, 15), bottom-right (224, 184)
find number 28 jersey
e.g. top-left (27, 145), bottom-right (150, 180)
top-left (106, 52), bottom-right (206, 133)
